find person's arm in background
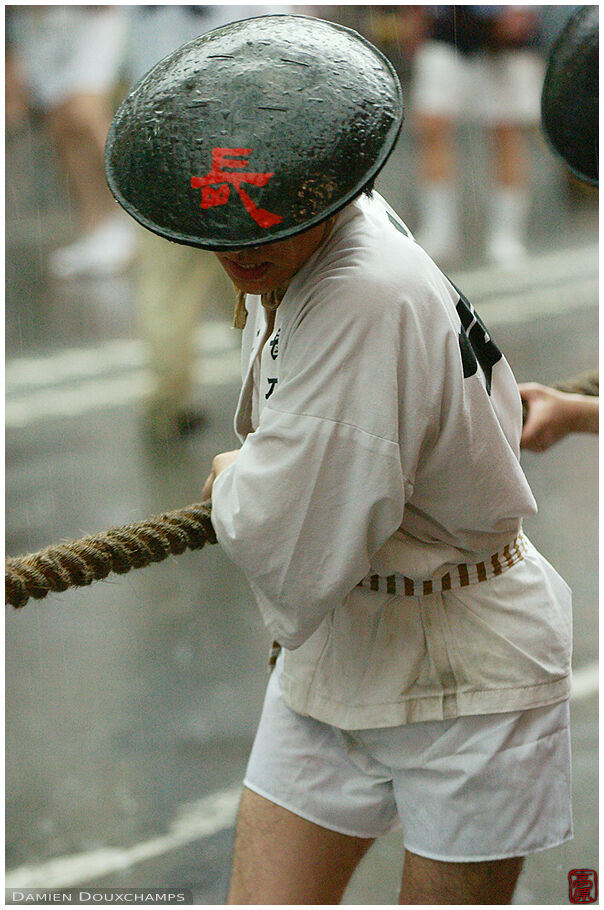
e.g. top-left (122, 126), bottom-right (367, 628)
top-left (519, 382), bottom-right (599, 451)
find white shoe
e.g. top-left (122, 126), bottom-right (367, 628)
top-left (49, 216), bottom-right (137, 279)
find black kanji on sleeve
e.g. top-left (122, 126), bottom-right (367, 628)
top-left (454, 287), bottom-right (502, 395)
top-left (387, 211), bottom-right (409, 237)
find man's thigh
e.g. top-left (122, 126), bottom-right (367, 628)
top-left (400, 849), bottom-right (524, 905)
top-left (228, 787), bottom-right (374, 905)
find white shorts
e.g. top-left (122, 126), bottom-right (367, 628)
top-left (244, 670), bottom-right (572, 862)
top-left (11, 7), bottom-right (127, 109)
top-left (411, 41), bottom-right (544, 125)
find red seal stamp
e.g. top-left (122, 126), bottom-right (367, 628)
top-left (569, 869), bottom-right (598, 903)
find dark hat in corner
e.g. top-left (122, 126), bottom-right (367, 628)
top-left (541, 5), bottom-right (599, 186)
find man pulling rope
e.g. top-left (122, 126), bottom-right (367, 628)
top-left (6, 8), bottom-right (597, 905)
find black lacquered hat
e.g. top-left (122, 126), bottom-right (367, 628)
top-left (105, 15), bottom-right (403, 250)
top-left (541, 5), bottom-right (598, 186)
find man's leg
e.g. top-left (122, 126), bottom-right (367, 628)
top-left (228, 787), bottom-right (374, 904)
top-left (47, 93), bottom-right (118, 230)
top-left (485, 123), bottom-right (530, 264)
top-left (414, 114), bottom-right (460, 262)
top-left (399, 849), bottom-right (524, 905)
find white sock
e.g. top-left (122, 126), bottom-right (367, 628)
top-left (487, 186), bottom-right (528, 264)
top-left (416, 182), bottom-right (459, 258)
top-left (419, 182), bottom-right (458, 232)
top-left (488, 186), bottom-right (529, 241)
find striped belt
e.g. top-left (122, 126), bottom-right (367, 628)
top-left (357, 533), bottom-right (528, 598)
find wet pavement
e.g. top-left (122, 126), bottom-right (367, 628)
top-left (5, 50), bottom-right (598, 906)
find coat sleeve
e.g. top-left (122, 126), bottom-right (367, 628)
top-left (210, 284), bottom-right (425, 649)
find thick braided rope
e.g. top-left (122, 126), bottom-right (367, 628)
top-left (5, 502), bottom-right (216, 609)
top-left (554, 369), bottom-right (598, 397)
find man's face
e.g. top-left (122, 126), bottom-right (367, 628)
top-left (214, 221), bottom-right (330, 294)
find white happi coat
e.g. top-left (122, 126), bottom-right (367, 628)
top-left (211, 192), bottom-right (571, 729)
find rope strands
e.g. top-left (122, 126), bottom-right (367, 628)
top-left (5, 502), bottom-right (216, 610)
top-left (554, 369), bottom-right (599, 397)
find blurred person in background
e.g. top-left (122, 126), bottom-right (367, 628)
top-left (410, 6), bottom-right (544, 267)
top-left (125, 5), bottom-right (286, 441)
top-left (519, 5), bottom-right (598, 451)
top-left (8, 5), bottom-right (135, 280)
top-left (362, 5), bottom-right (430, 81)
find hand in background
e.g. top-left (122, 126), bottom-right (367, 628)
top-left (519, 383), bottom-right (599, 451)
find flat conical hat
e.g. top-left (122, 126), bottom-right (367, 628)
top-left (105, 15), bottom-right (403, 250)
top-left (541, 5), bottom-right (598, 186)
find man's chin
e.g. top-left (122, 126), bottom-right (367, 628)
top-left (231, 275), bottom-right (277, 295)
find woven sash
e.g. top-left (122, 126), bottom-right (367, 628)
top-left (357, 533), bottom-right (528, 598)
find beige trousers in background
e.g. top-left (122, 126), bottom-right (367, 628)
top-left (135, 230), bottom-right (234, 416)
